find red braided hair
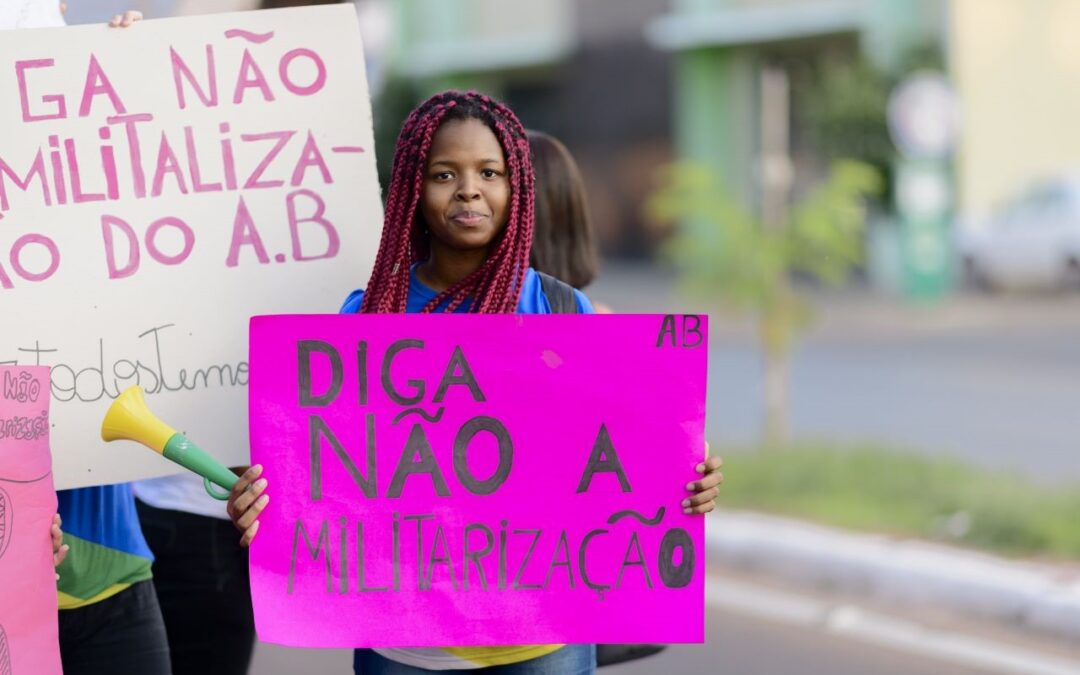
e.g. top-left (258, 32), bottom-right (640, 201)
top-left (360, 91), bottom-right (534, 314)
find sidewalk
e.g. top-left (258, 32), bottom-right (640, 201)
top-left (705, 510), bottom-right (1080, 642)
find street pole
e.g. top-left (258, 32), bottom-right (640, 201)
top-left (887, 71), bottom-right (959, 301)
top-left (759, 65), bottom-right (794, 444)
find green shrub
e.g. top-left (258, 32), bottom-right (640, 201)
top-left (717, 443), bottom-right (1080, 560)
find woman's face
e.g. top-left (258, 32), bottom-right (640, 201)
top-left (420, 118), bottom-right (510, 256)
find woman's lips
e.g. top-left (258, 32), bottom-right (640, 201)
top-left (450, 211), bottom-right (487, 226)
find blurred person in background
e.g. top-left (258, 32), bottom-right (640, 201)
top-left (131, 3), bottom-right (348, 673)
top-left (528, 129), bottom-right (614, 314)
top-left (7, 7), bottom-right (171, 675)
top-left (527, 130), bottom-right (602, 299)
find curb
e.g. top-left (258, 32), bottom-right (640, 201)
top-left (704, 510), bottom-right (1080, 641)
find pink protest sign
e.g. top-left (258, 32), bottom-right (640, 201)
top-left (0, 366), bottom-right (60, 674)
top-left (249, 314), bottom-right (708, 648)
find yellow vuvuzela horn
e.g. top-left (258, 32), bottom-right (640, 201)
top-left (101, 385), bottom-right (237, 500)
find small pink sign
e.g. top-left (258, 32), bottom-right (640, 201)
top-left (0, 366), bottom-right (60, 674)
top-left (248, 314), bottom-right (708, 648)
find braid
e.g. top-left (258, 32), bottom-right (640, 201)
top-left (361, 91), bottom-right (534, 314)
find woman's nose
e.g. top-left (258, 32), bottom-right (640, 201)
top-left (455, 178), bottom-right (481, 200)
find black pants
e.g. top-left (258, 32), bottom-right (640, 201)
top-left (137, 500), bottom-right (255, 675)
top-left (59, 579), bottom-right (172, 675)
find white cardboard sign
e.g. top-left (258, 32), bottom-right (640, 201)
top-left (0, 5), bottom-right (382, 488)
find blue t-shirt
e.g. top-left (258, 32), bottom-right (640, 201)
top-left (342, 265), bottom-right (591, 669)
top-left (340, 267), bottom-right (593, 315)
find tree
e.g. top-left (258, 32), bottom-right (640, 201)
top-left (647, 160), bottom-right (881, 443)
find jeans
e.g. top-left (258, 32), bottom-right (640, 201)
top-left (59, 579), bottom-right (172, 675)
top-left (354, 646), bottom-right (596, 674)
top-left (137, 500), bottom-right (255, 675)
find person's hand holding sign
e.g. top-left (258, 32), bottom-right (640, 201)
top-left (52, 513), bottom-right (70, 580)
top-left (107, 10), bottom-right (142, 27)
top-left (228, 464), bottom-right (268, 547)
top-left (683, 443), bottom-right (723, 515)
top-left (57, 4), bottom-right (142, 25)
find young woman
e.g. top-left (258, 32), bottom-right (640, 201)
top-left (228, 90), bottom-right (723, 674)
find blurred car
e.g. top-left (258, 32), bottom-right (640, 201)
top-left (958, 177), bottom-right (1080, 291)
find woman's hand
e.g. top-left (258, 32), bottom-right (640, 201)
top-left (226, 464), bottom-right (269, 547)
top-left (52, 513), bottom-right (69, 580)
top-left (681, 443), bottom-right (723, 515)
top-left (108, 10), bottom-right (143, 27)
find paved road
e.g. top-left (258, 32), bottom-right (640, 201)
top-left (610, 607), bottom-right (990, 675)
top-left (244, 267), bottom-right (1073, 675)
top-left (589, 264), bottom-right (1080, 481)
top-left (249, 601), bottom-right (991, 675)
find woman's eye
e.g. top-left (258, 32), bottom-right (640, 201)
top-left (481, 169), bottom-right (500, 179)
top-left (433, 171), bottom-right (453, 181)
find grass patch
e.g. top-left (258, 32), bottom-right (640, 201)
top-left (716, 443), bottom-right (1080, 560)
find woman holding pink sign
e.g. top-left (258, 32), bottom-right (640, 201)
top-left (227, 90), bottom-right (723, 674)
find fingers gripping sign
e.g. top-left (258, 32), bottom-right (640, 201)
top-left (228, 464), bottom-right (269, 547)
top-left (681, 444), bottom-right (723, 515)
top-left (108, 10), bottom-right (143, 28)
top-left (51, 513), bottom-right (69, 580)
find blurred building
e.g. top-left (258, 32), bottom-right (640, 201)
top-left (951, 0), bottom-right (1080, 219)
top-left (647, 0), bottom-right (945, 209)
top-left (382, 0), bottom-right (950, 261)
top-left (383, 0), bottom-right (675, 258)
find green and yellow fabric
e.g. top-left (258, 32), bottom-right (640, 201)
top-left (56, 485), bottom-right (153, 609)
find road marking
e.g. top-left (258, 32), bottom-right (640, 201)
top-left (706, 576), bottom-right (1080, 675)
